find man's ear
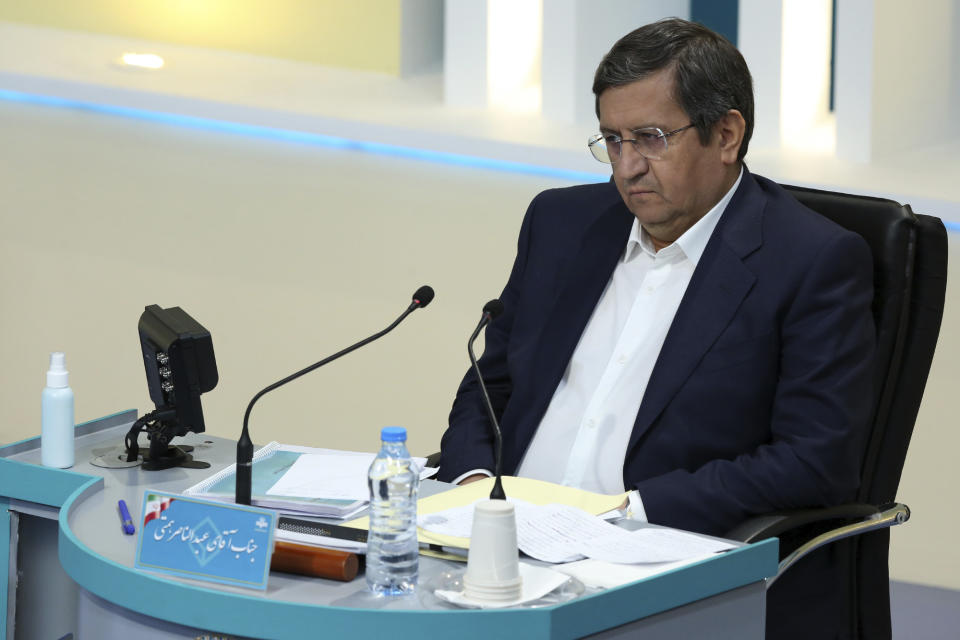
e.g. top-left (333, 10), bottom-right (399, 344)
top-left (716, 109), bottom-right (746, 165)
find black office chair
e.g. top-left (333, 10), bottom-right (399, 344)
top-left (725, 185), bottom-right (948, 639)
top-left (426, 185), bottom-right (947, 638)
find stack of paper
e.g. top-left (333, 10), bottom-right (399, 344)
top-left (420, 499), bottom-right (734, 563)
top-left (400, 476), bottom-right (735, 565)
top-left (183, 441), bottom-right (434, 519)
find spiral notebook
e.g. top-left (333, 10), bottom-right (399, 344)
top-left (182, 441), bottom-right (367, 519)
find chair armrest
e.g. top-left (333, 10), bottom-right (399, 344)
top-left (727, 503), bottom-right (910, 588)
top-left (724, 503), bottom-right (882, 543)
top-left (773, 503), bottom-right (909, 585)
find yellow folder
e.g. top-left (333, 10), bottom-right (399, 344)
top-left (346, 476), bottom-right (628, 552)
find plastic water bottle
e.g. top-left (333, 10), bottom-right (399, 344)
top-left (366, 426), bottom-right (419, 595)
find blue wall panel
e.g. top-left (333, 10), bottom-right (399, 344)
top-left (691, 0), bottom-right (739, 45)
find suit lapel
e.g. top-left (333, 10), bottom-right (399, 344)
top-left (627, 172), bottom-right (766, 453)
top-left (521, 202), bottom-right (634, 439)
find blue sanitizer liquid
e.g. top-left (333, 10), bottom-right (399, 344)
top-left (366, 427), bottom-right (419, 596)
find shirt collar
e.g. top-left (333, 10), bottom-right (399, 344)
top-left (624, 166), bottom-right (744, 266)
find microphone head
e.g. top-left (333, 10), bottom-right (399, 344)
top-left (412, 285), bottom-right (435, 308)
top-left (483, 299), bottom-right (505, 320)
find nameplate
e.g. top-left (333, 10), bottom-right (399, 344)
top-left (135, 490), bottom-right (276, 590)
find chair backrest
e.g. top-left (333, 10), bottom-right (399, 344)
top-left (868, 214), bottom-right (947, 501)
top-left (783, 185), bottom-right (947, 502)
top-left (783, 184), bottom-right (948, 639)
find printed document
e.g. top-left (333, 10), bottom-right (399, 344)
top-left (419, 501), bottom-right (735, 564)
top-left (266, 450), bottom-right (432, 501)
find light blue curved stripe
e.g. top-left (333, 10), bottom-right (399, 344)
top-left (2, 89), bottom-right (956, 235)
top-left (0, 88), bottom-right (608, 184)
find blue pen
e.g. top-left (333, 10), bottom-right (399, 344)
top-left (118, 499), bottom-right (135, 535)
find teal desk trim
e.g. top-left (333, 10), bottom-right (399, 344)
top-left (552, 539), bottom-right (778, 638)
top-left (60, 497), bottom-right (777, 640)
top-left (0, 460), bottom-right (99, 508)
top-left (5, 411), bottom-right (779, 640)
top-left (0, 410), bottom-right (132, 506)
top-left (1, 497), bottom-right (10, 640)
top-left (0, 410), bottom-right (133, 639)
top-left (0, 409), bottom-right (135, 453)
top-left (58, 476), bottom-right (778, 640)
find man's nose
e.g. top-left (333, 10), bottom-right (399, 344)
top-left (615, 141), bottom-right (650, 179)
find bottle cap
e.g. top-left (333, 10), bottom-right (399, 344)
top-left (380, 426), bottom-right (407, 442)
top-left (46, 352), bottom-right (69, 388)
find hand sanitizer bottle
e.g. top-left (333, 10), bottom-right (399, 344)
top-left (41, 352), bottom-right (75, 468)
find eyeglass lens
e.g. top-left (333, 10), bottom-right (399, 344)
top-left (591, 129), bottom-right (668, 163)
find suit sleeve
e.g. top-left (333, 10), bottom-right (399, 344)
top-left (634, 231), bottom-right (876, 536)
top-left (436, 195), bottom-right (538, 482)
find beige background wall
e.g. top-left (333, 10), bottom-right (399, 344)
top-left (0, 0), bottom-right (412, 74)
top-left (0, 98), bottom-right (563, 458)
top-left (1, 97), bottom-right (958, 589)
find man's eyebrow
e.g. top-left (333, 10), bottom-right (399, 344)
top-left (599, 123), bottom-right (662, 135)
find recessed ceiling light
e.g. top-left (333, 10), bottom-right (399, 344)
top-left (119, 53), bottom-right (165, 70)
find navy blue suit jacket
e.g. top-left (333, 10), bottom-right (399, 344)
top-left (439, 168), bottom-right (875, 538)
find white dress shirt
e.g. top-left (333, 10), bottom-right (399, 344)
top-left (514, 169), bottom-right (743, 517)
top-left (455, 170), bottom-right (743, 519)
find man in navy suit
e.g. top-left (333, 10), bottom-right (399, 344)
top-left (438, 18), bottom-right (874, 638)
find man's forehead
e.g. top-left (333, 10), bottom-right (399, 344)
top-left (597, 75), bottom-right (685, 131)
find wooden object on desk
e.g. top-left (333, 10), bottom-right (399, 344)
top-left (271, 541), bottom-right (359, 582)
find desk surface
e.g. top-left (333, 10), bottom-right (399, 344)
top-left (1, 411), bottom-right (778, 639)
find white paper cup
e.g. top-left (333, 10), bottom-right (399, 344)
top-left (463, 499), bottom-right (523, 602)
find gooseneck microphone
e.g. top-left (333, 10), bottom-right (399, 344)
top-left (467, 299), bottom-right (506, 500)
top-left (236, 285), bottom-right (435, 505)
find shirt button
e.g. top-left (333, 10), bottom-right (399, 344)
top-left (587, 419), bottom-right (596, 429)
top-left (617, 354), bottom-right (627, 364)
top-left (646, 286), bottom-right (654, 293)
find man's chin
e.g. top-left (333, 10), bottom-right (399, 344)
top-left (627, 207), bottom-right (670, 227)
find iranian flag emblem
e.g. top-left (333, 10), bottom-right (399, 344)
top-left (143, 494), bottom-right (174, 526)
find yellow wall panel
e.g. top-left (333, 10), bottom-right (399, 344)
top-left (0, 0), bottom-right (403, 75)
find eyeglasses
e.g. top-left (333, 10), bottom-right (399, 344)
top-left (588, 124), bottom-right (695, 163)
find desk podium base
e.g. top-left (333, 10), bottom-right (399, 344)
top-left (587, 581), bottom-right (765, 639)
top-left (2, 411), bottom-right (776, 640)
top-left (77, 588), bottom-right (253, 640)
top-left (73, 581), bottom-right (765, 640)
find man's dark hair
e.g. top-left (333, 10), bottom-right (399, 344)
top-left (593, 18), bottom-right (754, 163)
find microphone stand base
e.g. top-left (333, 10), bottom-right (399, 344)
top-left (141, 444), bottom-right (211, 471)
top-left (489, 476), bottom-right (507, 500)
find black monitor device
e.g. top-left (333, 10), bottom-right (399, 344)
top-left (124, 305), bottom-right (218, 470)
